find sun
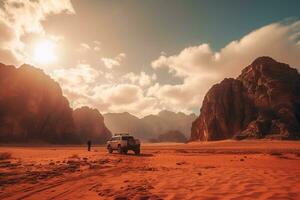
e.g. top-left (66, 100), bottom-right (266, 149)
top-left (33, 40), bottom-right (57, 65)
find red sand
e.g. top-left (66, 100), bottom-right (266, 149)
top-left (0, 140), bottom-right (300, 200)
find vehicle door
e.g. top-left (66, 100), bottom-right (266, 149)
top-left (110, 137), bottom-right (116, 149)
top-left (113, 136), bottom-right (121, 149)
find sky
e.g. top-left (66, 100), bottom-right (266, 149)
top-left (0, 0), bottom-right (300, 117)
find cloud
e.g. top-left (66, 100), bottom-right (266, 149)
top-left (151, 20), bottom-right (300, 113)
top-left (92, 40), bottom-right (101, 51)
top-left (122, 71), bottom-right (157, 87)
top-left (78, 41), bottom-right (102, 52)
top-left (94, 46), bottom-right (100, 51)
top-left (0, 0), bottom-right (75, 65)
top-left (93, 40), bottom-right (101, 46)
top-left (117, 53), bottom-right (126, 60)
top-left (101, 53), bottom-right (126, 69)
top-left (92, 84), bottom-right (159, 116)
top-left (51, 64), bottom-right (159, 117)
top-left (95, 84), bottom-right (143, 105)
top-left (78, 43), bottom-right (90, 52)
top-left (152, 44), bottom-right (216, 78)
top-left (101, 58), bottom-right (120, 69)
top-left (53, 20), bottom-right (300, 117)
top-left (51, 64), bottom-right (99, 86)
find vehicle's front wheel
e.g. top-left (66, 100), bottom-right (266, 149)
top-left (107, 145), bottom-right (113, 153)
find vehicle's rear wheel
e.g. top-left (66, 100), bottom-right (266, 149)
top-left (134, 148), bottom-right (140, 155)
top-left (107, 146), bottom-right (113, 153)
top-left (123, 149), bottom-right (128, 154)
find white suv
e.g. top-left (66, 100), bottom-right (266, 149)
top-left (107, 134), bottom-right (140, 155)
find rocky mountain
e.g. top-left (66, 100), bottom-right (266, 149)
top-left (104, 110), bottom-right (196, 140)
top-left (102, 112), bottom-right (148, 139)
top-left (73, 107), bottom-right (111, 144)
top-left (191, 57), bottom-right (300, 141)
top-left (157, 130), bottom-right (187, 143)
top-left (0, 63), bottom-right (111, 144)
top-left (142, 110), bottom-right (196, 138)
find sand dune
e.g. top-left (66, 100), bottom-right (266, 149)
top-left (0, 140), bottom-right (300, 200)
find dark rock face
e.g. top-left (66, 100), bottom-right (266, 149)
top-left (0, 63), bottom-right (111, 144)
top-left (191, 57), bottom-right (300, 141)
top-left (73, 107), bottom-right (111, 144)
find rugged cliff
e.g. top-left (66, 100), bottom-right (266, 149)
top-left (191, 57), bottom-right (300, 141)
top-left (0, 63), bottom-right (111, 144)
top-left (73, 107), bottom-right (111, 144)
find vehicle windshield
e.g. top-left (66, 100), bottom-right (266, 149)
top-left (122, 136), bottom-right (134, 140)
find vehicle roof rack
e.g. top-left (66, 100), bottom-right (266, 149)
top-left (114, 133), bottom-right (130, 136)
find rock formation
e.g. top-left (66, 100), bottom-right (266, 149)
top-left (191, 57), bottom-right (300, 141)
top-left (73, 107), bottom-right (111, 144)
top-left (0, 63), bottom-right (111, 144)
top-left (103, 112), bottom-right (149, 139)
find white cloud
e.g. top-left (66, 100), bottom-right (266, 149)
top-left (93, 40), bottom-right (101, 46)
top-left (101, 53), bottom-right (126, 69)
top-left (92, 40), bottom-right (101, 51)
top-left (92, 84), bottom-right (159, 117)
top-left (52, 64), bottom-right (99, 86)
top-left (78, 41), bottom-right (102, 52)
top-left (122, 71), bottom-right (157, 87)
top-left (53, 20), bottom-right (300, 117)
top-left (78, 43), bottom-right (90, 52)
top-left (152, 44), bottom-right (216, 78)
top-left (151, 21), bottom-right (300, 113)
top-left (51, 64), bottom-right (159, 117)
top-left (96, 84), bottom-right (143, 105)
top-left (94, 46), bottom-right (100, 51)
top-left (101, 57), bottom-right (120, 69)
top-left (117, 53), bottom-right (126, 60)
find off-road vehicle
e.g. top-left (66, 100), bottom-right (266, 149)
top-left (107, 133), bottom-right (140, 155)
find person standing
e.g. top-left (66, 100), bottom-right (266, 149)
top-left (87, 140), bottom-right (91, 151)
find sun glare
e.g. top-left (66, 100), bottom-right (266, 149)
top-left (33, 40), bottom-right (57, 65)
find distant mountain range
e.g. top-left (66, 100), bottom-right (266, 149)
top-left (103, 110), bottom-right (197, 141)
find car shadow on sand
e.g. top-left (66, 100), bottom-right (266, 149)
top-left (109, 153), bottom-right (154, 157)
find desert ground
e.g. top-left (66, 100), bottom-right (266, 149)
top-left (1, 140), bottom-right (300, 200)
